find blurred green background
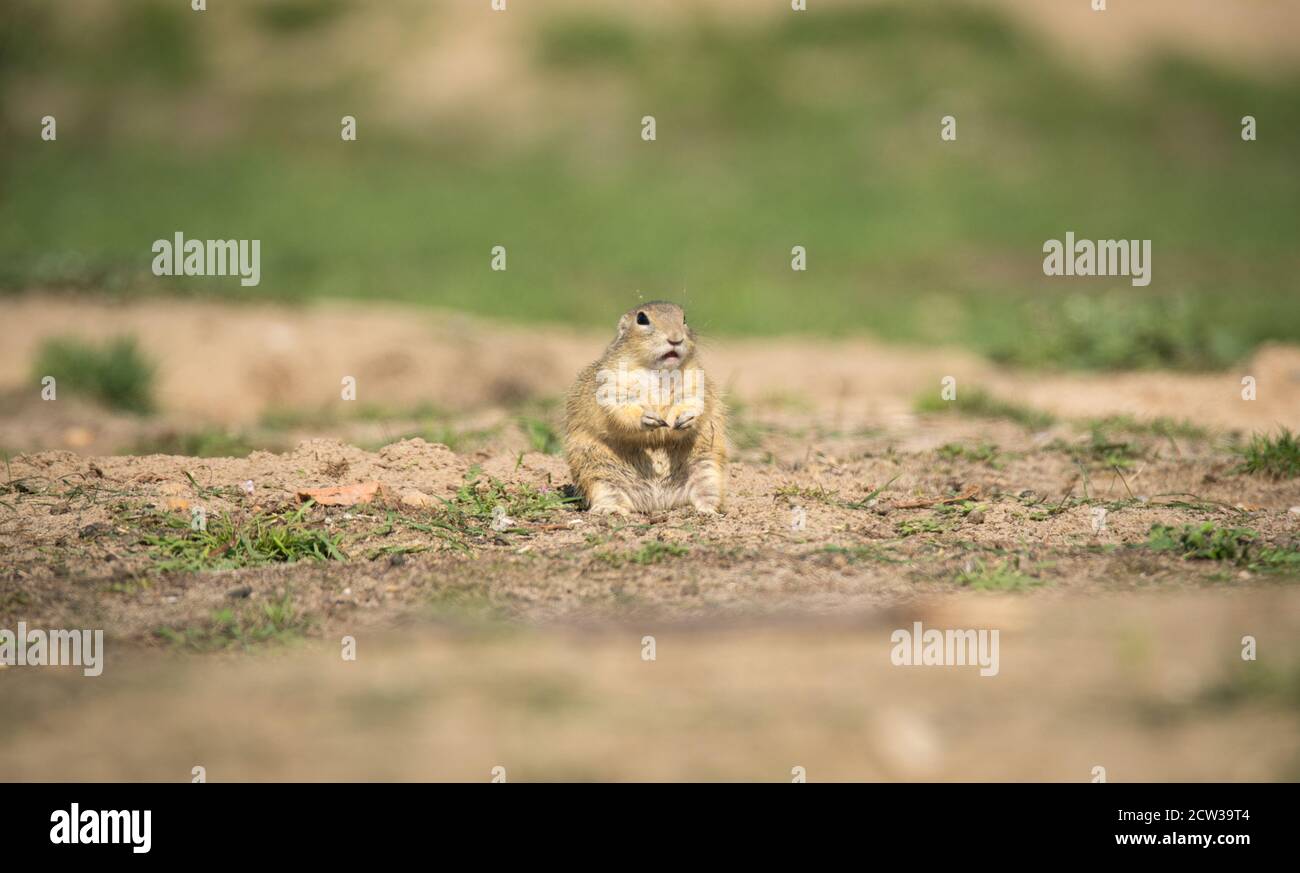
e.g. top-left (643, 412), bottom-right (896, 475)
top-left (3, 0), bottom-right (1298, 370)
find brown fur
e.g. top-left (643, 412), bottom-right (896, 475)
top-left (563, 301), bottom-right (728, 515)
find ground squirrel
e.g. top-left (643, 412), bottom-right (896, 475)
top-left (564, 301), bottom-right (727, 515)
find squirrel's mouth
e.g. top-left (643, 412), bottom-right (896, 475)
top-left (658, 350), bottom-right (682, 366)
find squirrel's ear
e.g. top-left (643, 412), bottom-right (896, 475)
top-left (616, 314), bottom-right (630, 339)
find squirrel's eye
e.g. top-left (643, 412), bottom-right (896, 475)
top-left (636, 312), bottom-right (649, 325)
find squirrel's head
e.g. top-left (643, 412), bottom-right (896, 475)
top-left (614, 301), bottom-right (695, 369)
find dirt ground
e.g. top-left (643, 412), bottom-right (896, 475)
top-left (4, 591), bottom-right (1298, 782)
top-left (371, 0), bottom-right (1300, 131)
top-left (2, 294), bottom-right (1299, 781)
top-left (4, 293), bottom-right (1299, 450)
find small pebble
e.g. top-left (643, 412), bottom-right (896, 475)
top-left (400, 490), bottom-right (435, 509)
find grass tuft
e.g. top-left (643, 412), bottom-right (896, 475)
top-left (1146, 522), bottom-right (1300, 571)
top-left (936, 442), bottom-right (1001, 465)
top-left (1084, 415), bottom-right (1208, 441)
top-left (956, 558), bottom-right (1041, 591)
top-left (31, 335), bottom-right (155, 414)
top-left (981, 293), bottom-right (1243, 371)
top-left (155, 593), bottom-right (309, 651)
top-left (1236, 428), bottom-right (1300, 480)
top-left (1147, 522), bottom-right (1255, 563)
top-left (596, 541), bottom-right (689, 567)
top-left (143, 503), bottom-right (345, 572)
top-left (129, 429), bottom-right (260, 458)
top-left (817, 544), bottom-right (900, 564)
top-left (896, 516), bottom-right (947, 537)
top-left (437, 466), bottom-right (577, 535)
top-left (519, 417), bottom-right (562, 455)
top-left (1050, 425), bottom-right (1143, 470)
top-left (915, 389), bottom-right (1055, 430)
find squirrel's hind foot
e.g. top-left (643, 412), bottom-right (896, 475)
top-left (586, 482), bottom-right (635, 516)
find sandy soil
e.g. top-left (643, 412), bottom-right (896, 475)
top-left (4, 294), bottom-right (1299, 455)
top-left (387, 0), bottom-right (1300, 129)
top-left (2, 294), bottom-right (1298, 781)
top-left (987, 0), bottom-right (1300, 73)
top-left (3, 590), bottom-right (1298, 781)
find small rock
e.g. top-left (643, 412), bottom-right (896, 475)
top-left (62, 426), bottom-right (94, 448)
top-left (967, 509), bottom-right (985, 524)
top-left (226, 585), bottom-right (253, 599)
top-left (491, 508), bottom-right (515, 532)
top-left (388, 553), bottom-right (407, 567)
top-left (1288, 506), bottom-right (1300, 516)
top-left (297, 481), bottom-right (381, 507)
top-left (78, 522), bottom-right (110, 540)
top-left (400, 489), bottom-right (435, 509)
top-left (240, 480), bottom-right (255, 496)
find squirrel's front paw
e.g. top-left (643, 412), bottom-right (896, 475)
top-left (672, 410), bottom-right (697, 430)
top-left (641, 413), bottom-right (668, 429)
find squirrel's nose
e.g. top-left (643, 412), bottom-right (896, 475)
top-left (668, 336), bottom-right (684, 346)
